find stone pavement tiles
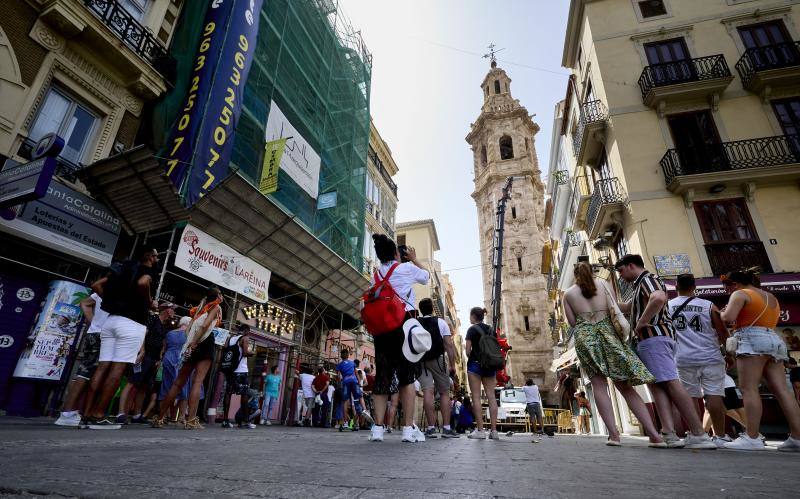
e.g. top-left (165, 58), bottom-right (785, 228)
top-left (0, 418), bottom-right (798, 498)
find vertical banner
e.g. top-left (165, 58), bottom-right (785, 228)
top-left (186, 0), bottom-right (265, 206)
top-left (163, 0), bottom-right (235, 190)
top-left (259, 138), bottom-right (286, 195)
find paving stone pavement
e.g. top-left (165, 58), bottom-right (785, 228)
top-left (0, 417), bottom-right (798, 498)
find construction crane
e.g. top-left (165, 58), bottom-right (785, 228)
top-left (490, 176), bottom-right (514, 335)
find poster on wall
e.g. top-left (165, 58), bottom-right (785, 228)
top-left (175, 224), bottom-right (271, 303)
top-left (13, 280), bottom-right (89, 381)
top-left (0, 275), bottom-right (45, 406)
top-left (265, 100), bottom-right (321, 199)
top-left (0, 179), bottom-right (121, 266)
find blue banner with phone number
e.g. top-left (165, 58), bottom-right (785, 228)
top-left (163, 0), bottom-right (264, 207)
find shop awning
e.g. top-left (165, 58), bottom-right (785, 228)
top-left (189, 173), bottom-right (369, 320)
top-left (77, 146), bottom-right (189, 235)
top-left (550, 347), bottom-right (577, 372)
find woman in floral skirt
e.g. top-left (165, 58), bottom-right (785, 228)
top-left (562, 262), bottom-right (664, 447)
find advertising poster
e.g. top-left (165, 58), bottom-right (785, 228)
top-left (265, 100), bottom-right (321, 199)
top-left (175, 224), bottom-right (271, 303)
top-left (0, 275), bottom-right (45, 406)
top-left (13, 280), bottom-right (89, 381)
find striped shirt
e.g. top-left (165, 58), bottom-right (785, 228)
top-left (629, 271), bottom-right (675, 341)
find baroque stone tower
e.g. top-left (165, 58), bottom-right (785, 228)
top-left (466, 61), bottom-right (554, 395)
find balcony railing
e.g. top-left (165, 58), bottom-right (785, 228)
top-left (638, 54), bottom-right (731, 99)
top-left (735, 41), bottom-right (800, 90)
top-left (368, 149), bottom-right (398, 196)
top-left (83, 0), bottom-right (175, 76)
top-left (554, 169), bottom-right (569, 185)
top-left (567, 231), bottom-right (584, 247)
top-left (17, 138), bottom-right (82, 182)
top-left (586, 177), bottom-right (627, 235)
top-left (572, 100), bottom-right (608, 158)
top-left (557, 244), bottom-right (570, 280)
top-left (660, 135), bottom-right (800, 186)
top-left (705, 241), bottom-right (773, 276)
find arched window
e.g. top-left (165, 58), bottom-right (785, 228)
top-left (499, 135), bottom-right (514, 160)
top-left (494, 80), bottom-right (501, 94)
top-left (480, 145), bottom-right (487, 167)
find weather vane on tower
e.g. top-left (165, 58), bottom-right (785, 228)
top-left (483, 43), bottom-right (505, 68)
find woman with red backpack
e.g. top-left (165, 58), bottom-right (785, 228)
top-left (363, 234), bottom-right (430, 443)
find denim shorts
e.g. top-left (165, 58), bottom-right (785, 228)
top-left (734, 326), bottom-right (788, 362)
top-left (467, 360), bottom-right (496, 378)
top-left (636, 336), bottom-right (679, 383)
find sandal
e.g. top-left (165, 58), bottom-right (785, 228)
top-left (150, 416), bottom-right (165, 428)
top-left (184, 417), bottom-right (205, 430)
top-left (606, 437), bottom-right (622, 447)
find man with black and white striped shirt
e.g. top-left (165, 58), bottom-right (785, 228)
top-left (615, 254), bottom-right (715, 450)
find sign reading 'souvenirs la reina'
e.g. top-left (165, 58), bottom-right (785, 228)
top-left (175, 224), bottom-right (270, 303)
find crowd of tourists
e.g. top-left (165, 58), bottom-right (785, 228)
top-left (52, 239), bottom-right (800, 452)
top-left (562, 254), bottom-right (800, 452)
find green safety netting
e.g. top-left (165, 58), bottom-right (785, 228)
top-left (151, 0), bottom-right (371, 271)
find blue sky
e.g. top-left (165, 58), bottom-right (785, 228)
top-left (340, 0), bottom-right (571, 331)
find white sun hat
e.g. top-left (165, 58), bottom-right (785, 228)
top-left (402, 318), bottom-right (432, 363)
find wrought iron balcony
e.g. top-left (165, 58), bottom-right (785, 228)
top-left (83, 0), bottom-right (175, 77)
top-left (17, 138), bottom-right (82, 182)
top-left (705, 241), bottom-right (773, 276)
top-left (557, 244), bottom-right (570, 281)
top-left (586, 177), bottom-right (627, 239)
top-left (554, 169), bottom-right (569, 185)
top-left (572, 100), bottom-right (608, 166)
top-left (638, 55), bottom-right (733, 110)
top-left (736, 41), bottom-right (800, 95)
top-left (567, 231), bottom-right (585, 247)
top-left (660, 135), bottom-right (800, 192)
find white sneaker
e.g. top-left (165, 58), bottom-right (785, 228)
top-left (488, 430), bottom-right (501, 440)
top-left (259, 419), bottom-right (265, 425)
top-left (401, 425), bottom-right (425, 443)
top-left (369, 425), bottom-right (385, 442)
top-left (777, 436), bottom-right (800, 452)
top-left (724, 434), bottom-right (766, 451)
top-left (712, 435), bottom-right (733, 448)
top-left (265, 420), bottom-right (272, 426)
top-left (685, 433), bottom-right (717, 450)
top-left (468, 429), bottom-right (487, 440)
top-left (54, 412), bottom-right (81, 427)
top-left (662, 432), bottom-right (685, 449)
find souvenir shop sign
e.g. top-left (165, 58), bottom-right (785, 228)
top-left (175, 224), bottom-right (270, 303)
top-left (14, 280), bottom-right (89, 381)
top-left (0, 179), bottom-right (120, 266)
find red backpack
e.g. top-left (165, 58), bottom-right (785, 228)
top-left (361, 263), bottom-right (407, 336)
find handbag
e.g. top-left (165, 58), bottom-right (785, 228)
top-left (725, 292), bottom-right (770, 354)
top-left (602, 283), bottom-right (630, 342)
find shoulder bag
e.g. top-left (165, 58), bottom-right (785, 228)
top-left (601, 282), bottom-right (630, 342)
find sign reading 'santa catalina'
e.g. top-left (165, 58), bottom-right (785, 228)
top-left (175, 224), bottom-right (271, 303)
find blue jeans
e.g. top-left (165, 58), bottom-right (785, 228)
top-left (261, 394), bottom-right (278, 420)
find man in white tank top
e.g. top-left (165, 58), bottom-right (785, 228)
top-left (667, 274), bottom-right (730, 446)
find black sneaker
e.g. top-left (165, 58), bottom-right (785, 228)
top-left (131, 416), bottom-right (149, 425)
top-left (115, 414), bottom-right (128, 425)
top-left (424, 427), bottom-right (439, 439)
top-left (221, 420), bottom-right (232, 428)
top-left (88, 418), bottom-right (121, 430)
top-left (78, 417), bottom-right (90, 429)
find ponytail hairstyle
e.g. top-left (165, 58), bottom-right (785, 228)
top-left (372, 234), bottom-right (397, 264)
top-left (470, 307), bottom-right (487, 322)
top-left (573, 261), bottom-right (597, 299)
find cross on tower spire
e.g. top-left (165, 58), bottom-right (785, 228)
top-left (483, 43), bottom-right (505, 68)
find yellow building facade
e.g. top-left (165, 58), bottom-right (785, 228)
top-left (545, 0), bottom-right (800, 434)
top-left (362, 119), bottom-right (399, 275)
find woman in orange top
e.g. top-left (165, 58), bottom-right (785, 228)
top-left (720, 270), bottom-right (800, 452)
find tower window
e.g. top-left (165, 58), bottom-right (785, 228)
top-left (480, 145), bottom-right (487, 167)
top-left (638, 0), bottom-right (667, 18)
top-left (524, 315), bottom-right (530, 331)
top-left (517, 257), bottom-right (522, 271)
top-left (494, 80), bottom-right (501, 94)
top-left (511, 207), bottom-right (517, 219)
top-left (499, 135), bottom-right (514, 160)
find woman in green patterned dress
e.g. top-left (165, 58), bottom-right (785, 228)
top-left (562, 262), bottom-right (665, 447)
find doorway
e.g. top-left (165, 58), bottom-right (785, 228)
top-left (667, 110), bottom-right (727, 174)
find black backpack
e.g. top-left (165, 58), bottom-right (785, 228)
top-left (220, 335), bottom-right (242, 374)
top-left (418, 316), bottom-right (444, 362)
top-left (476, 324), bottom-right (504, 371)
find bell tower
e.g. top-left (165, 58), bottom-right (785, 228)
top-left (466, 59), bottom-right (554, 395)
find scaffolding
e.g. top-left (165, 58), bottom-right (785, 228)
top-left (230, 0), bottom-right (372, 271)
